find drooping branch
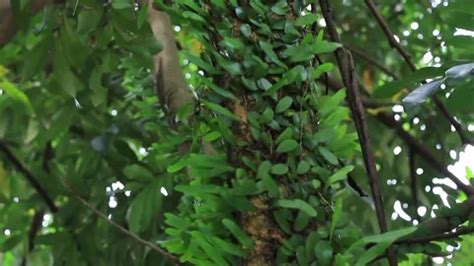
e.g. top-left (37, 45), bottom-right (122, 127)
top-left (70, 190), bottom-right (178, 262)
top-left (399, 196), bottom-right (474, 244)
top-left (376, 112), bottom-right (474, 195)
top-left (343, 43), bottom-right (400, 79)
top-left (323, 73), bottom-right (474, 263)
top-left (401, 226), bottom-right (474, 244)
top-left (319, 1), bottom-right (397, 265)
top-left (0, 142), bottom-right (58, 212)
top-left (323, 75), bottom-right (474, 196)
top-left (363, 0), bottom-right (416, 71)
top-left (364, 0), bottom-right (471, 146)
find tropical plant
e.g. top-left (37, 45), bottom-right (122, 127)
top-left (0, 0), bottom-right (473, 265)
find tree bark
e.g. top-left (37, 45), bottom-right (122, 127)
top-left (146, 2), bottom-right (194, 122)
top-left (0, 0), bottom-right (56, 47)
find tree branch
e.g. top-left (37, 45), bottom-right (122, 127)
top-left (323, 74), bottom-right (474, 195)
top-left (364, 0), bottom-right (471, 146)
top-left (71, 193), bottom-right (179, 262)
top-left (401, 226), bottom-right (474, 244)
top-left (319, 1), bottom-right (397, 265)
top-left (399, 196), bottom-right (474, 244)
top-left (409, 148), bottom-right (421, 221)
top-left (343, 43), bottom-right (400, 79)
top-left (375, 112), bottom-right (474, 195)
top-left (0, 141), bottom-right (58, 212)
top-left (363, 0), bottom-right (416, 71)
top-left (20, 209), bottom-right (45, 266)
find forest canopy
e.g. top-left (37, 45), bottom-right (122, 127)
top-left (0, 0), bottom-right (473, 265)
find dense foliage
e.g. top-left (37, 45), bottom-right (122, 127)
top-left (0, 0), bottom-right (473, 265)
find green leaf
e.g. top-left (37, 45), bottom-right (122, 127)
top-left (297, 161), bottom-right (311, 175)
top-left (210, 236), bottom-right (247, 257)
top-left (275, 199), bottom-right (317, 217)
top-left (402, 78), bottom-right (445, 108)
top-left (190, 231), bottom-right (228, 265)
top-left (187, 153), bottom-right (235, 178)
top-left (314, 128), bottom-right (337, 143)
top-left (445, 62), bottom-right (474, 81)
top-left (346, 226), bottom-right (417, 259)
top-left (214, 53), bottom-right (242, 75)
top-left (0, 80), bottom-right (33, 112)
top-left (271, 164), bottom-right (289, 175)
top-left (315, 240), bottom-right (333, 266)
top-left (319, 90), bottom-right (346, 117)
top-left (203, 101), bottom-right (239, 120)
top-left (112, 0), bottom-right (133, 9)
top-left (127, 185), bottom-right (161, 233)
top-left (325, 165), bottom-right (354, 188)
top-left (260, 108), bottom-right (274, 124)
top-left (363, 227), bottom-right (417, 244)
top-left (89, 66), bottom-right (107, 107)
top-left (355, 243), bottom-right (390, 266)
top-left (312, 41), bottom-right (342, 55)
top-left (183, 51), bottom-right (221, 75)
top-left (373, 67), bottom-right (445, 98)
top-left (311, 63), bottom-right (334, 80)
top-left (77, 8), bottom-right (103, 34)
top-left (277, 139), bottom-right (298, 153)
top-left (312, 179), bottom-right (321, 189)
top-left (295, 14), bottom-right (318, 27)
top-left (261, 175), bottom-right (279, 197)
top-left (259, 41), bottom-right (287, 69)
top-left (164, 213), bottom-right (191, 230)
top-left (275, 96), bottom-right (293, 113)
top-left (257, 161), bottom-right (272, 179)
top-left (136, 2), bottom-right (148, 29)
top-left (446, 81), bottom-right (474, 113)
top-left (53, 65), bottom-right (83, 97)
top-left (167, 156), bottom-right (189, 173)
top-left (352, 227), bottom-right (417, 266)
top-left (275, 128), bottom-right (294, 144)
top-left (264, 66), bottom-right (301, 95)
top-left (123, 164), bottom-right (154, 182)
top-left (200, 77), bottom-right (237, 100)
top-left (203, 131), bottom-right (222, 142)
top-left (294, 211), bottom-right (311, 231)
top-left (271, 2), bottom-right (288, 15)
top-left (175, 184), bottom-right (222, 197)
top-left (240, 23), bottom-right (252, 37)
top-left (319, 146), bottom-right (338, 165)
top-left (282, 44), bottom-right (315, 62)
top-left (330, 199), bottom-right (343, 241)
top-left (222, 219), bottom-right (253, 248)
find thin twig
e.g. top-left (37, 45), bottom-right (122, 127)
top-left (364, 0), bottom-right (416, 71)
top-left (71, 191), bottom-right (179, 262)
top-left (60, 173), bottom-right (178, 262)
top-left (319, 1), bottom-right (397, 265)
top-left (376, 112), bottom-right (474, 195)
top-left (323, 75), bottom-right (474, 195)
top-left (399, 226), bottom-right (474, 244)
top-left (0, 141), bottom-right (58, 212)
top-left (364, 0), bottom-right (471, 145)
top-left (344, 43), bottom-right (400, 79)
